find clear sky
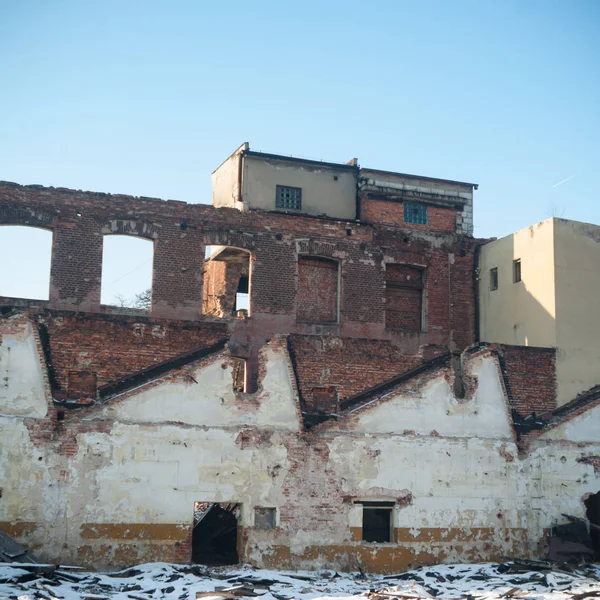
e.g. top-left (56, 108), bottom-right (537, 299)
top-left (1, 0), bottom-right (599, 302)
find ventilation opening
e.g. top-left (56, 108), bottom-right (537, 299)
top-left (0, 226), bottom-right (52, 300)
top-left (192, 502), bottom-right (240, 565)
top-left (361, 502), bottom-right (393, 543)
top-left (101, 235), bottom-right (153, 309)
top-left (585, 491), bottom-right (600, 559)
top-left (203, 246), bottom-right (250, 318)
top-left (297, 256), bottom-right (339, 324)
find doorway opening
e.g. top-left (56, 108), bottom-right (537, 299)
top-left (585, 491), bottom-right (600, 558)
top-left (192, 502), bottom-right (240, 565)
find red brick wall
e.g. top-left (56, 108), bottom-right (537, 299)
top-left (288, 334), bottom-right (424, 402)
top-left (36, 311), bottom-right (228, 391)
top-left (497, 345), bottom-right (557, 415)
top-left (297, 257), bottom-right (338, 324)
top-left (202, 260), bottom-right (248, 317)
top-left (361, 198), bottom-right (457, 232)
top-left (385, 265), bottom-right (423, 331)
top-left (0, 181), bottom-right (480, 361)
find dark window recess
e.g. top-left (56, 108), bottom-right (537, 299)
top-left (232, 358), bottom-right (246, 392)
top-left (276, 186), bottom-right (302, 210)
top-left (513, 259), bottom-right (521, 283)
top-left (362, 506), bottom-right (393, 543)
top-left (490, 267), bottom-right (498, 291)
top-left (404, 202), bottom-right (428, 225)
top-left (255, 507), bottom-right (276, 530)
top-left (385, 264), bottom-right (424, 331)
top-left (233, 275), bottom-right (249, 315)
top-left (192, 502), bottom-right (239, 565)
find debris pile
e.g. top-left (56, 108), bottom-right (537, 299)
top-left (0, 561), bottom-right (598, 600)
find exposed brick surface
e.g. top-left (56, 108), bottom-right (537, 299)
top-left (288, 334), bottom-right (425, 403)
top-left (297, 257), bottom-right (338, 324)
top-left (361, 198), bottom-right (457, 232)
top-left (36, 311), bottom-right (228, 391)
top-left (496, 345), bottom-right (557, 415)
top-left (385, 265), bottom-right (423, 331)
top-left (1, 180), bottom-right (482, 406)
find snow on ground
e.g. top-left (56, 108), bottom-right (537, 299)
top-left (0, 562), bottom-right (598, 600)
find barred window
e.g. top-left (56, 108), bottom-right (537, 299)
top-left (276, 186), bottom-right (302, 210)
top-left (404, 202), bottom-right (428, 225)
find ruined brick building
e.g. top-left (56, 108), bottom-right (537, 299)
top-left (1, 144), bottom-right (599, 571)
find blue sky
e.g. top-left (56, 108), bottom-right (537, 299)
top-left (1, 0), bottom-right (599, 302)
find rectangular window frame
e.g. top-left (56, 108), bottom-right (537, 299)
top-left (276, 185), bottom-right (302, 211)
top-left (490, 267), bottom-right (498, 291)
top-left (404, 202), bottom-right (428, 225)
top-left (513, 259), bottom-right (521, 283)
top-left (360, 502), bottom-right (394, 544)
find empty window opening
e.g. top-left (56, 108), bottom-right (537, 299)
top-left (297, 256), bottom-right (339, 324)
top-left (254, 507), bottom-right (276, 531)
top-left (101, 235), bottom-right (153, 309)
top-left (585, 491), bottom-right (600, 559)
top-left (0, 226), bottom-right (52, 300)
top-left (361, 502), bottom-right (394, 543)
top-left (232, 358), bottom-right (246, 392)
top-left (234, 275), bottom-right (249, 315)
top-left (513, 259), bottom-right (521, 283)
top-left (276, 185), bottom-right (302, 211)
top-left (385, 264), bottom-right (424, 331)
top-left (404, 202), bottom-right (428, 225)
top-left (490, 267), bottom-right (499, 291)
top-left (203, 246), bottom-right (251, 318)
top-left (192, 502), bottom-right (240, 565)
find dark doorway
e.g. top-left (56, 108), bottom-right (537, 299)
top-left (585, 491), bottom-right (600, 558)
top-left (192, 502), bottom-right (239, 565)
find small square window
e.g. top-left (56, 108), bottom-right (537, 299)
top-left (362, 505), bottom-right (393, 543)
top-left (404, 202), bottom-right (428, 225)
top-left (254, 507), bottom-right (276, 530)
top-left (513, 259), bottom-right (521, 283)
top-left (276, 186), bottom-right (302, 210)
top-left (490, 267), bottom-right (498, 291)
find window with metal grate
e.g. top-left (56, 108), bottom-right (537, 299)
top-left (276, 185), bottom-right (302, 210)
top-left (404, 202), bottom-right (428, 225)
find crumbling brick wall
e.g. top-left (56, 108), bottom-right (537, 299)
top-left (496, 345), bottom-right (557, 415)
top-left (288, 334), bottom-right (426, 405)
top-left (1, 180), bottom-right (481, 391)
top-left (35, 311), bottom-right (228, 392)
top-left (361, 198), bottom-right (457, 232)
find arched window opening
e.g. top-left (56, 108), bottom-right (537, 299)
top-left (203, 246), bottom-right (250, 318)
top-left (101, 235), bottom-right (154, 309)
top-left (297, 256), bottom-right (339, 324)
top-left (0, 226), bottom-right (52, 300)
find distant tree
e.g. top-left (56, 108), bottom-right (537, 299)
top-left (113, 288), bottom-right (151, 310)
top-left (133, 288), bottom-right (151, 310)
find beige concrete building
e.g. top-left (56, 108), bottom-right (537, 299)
top-left (479, 217), bottom-right (600, 406)
top-left (211, 143), bottom-right (476, 234)
top-left (212, 142), bottom-right (359, 220)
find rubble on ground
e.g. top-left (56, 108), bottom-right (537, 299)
top-left (0, 561), bottom-right (599, 600)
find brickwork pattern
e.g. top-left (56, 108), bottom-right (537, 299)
top-left (497, 345), bottom-right (557, 415)
top-left (297, 257), bottom-right (338, 324)
top-left (36, 311), bottom-right (228, 391)
top-left (288, 334), bottom-right (424, 403)
top-left (361, 198), bottom-right (457, 232)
